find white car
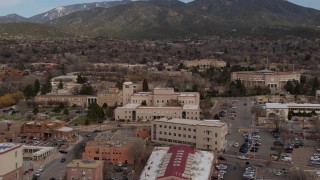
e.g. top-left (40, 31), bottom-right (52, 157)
top-left (216, 164), bottom-right (227, 170)
top-left (38, 166), bottom-right (44, 172)
top-left (276, 170), bottom-right (283, 176)
top-left (311, 156), bottom-right (320, 161)
top-left (234, 142), bottom-right (239, 147)
top-left (238, 155), bottom-right (250, 160)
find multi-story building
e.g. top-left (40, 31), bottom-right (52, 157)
top-left (183, 59), bottom-right (227, 70)
top-left (116, 83), bottom-right (200, 121)
top-left (115, 104), bottom-right (200, 121)
top-left (151, 118), bottom-right (228, 152)
top-left (97, 87), bottom-right (122, 107)
top-left (265, 103), bottom-right (320, 119)
top-left (35, 95), bottom-right (97, 108)
top-left (66, 159), bottom-right (104, 180)
top-left (140, 145), bottom-right (214, 180)
top-left (20, 120), bottom-right (74, 141)
top-left (231, 69), bottom-right (301, 91)
top-left (0, 143), bottom-right (23, 180)
top-left (82, 131), bottom-right (146, 164)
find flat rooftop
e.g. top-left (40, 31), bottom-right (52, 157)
top-left (119, 104), bottom-right (199, 110)
top-left (154, 118), bottom-right (227, 127)
top-left (266, 103), bottom-right (320, 109)
top-left (66, 159), bottom-right (104, 168)
top-left (0, 143), bottom-right (21, 154)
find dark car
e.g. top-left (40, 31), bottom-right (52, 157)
top-left (284, 146), bottom-right (293, 153)
top-left (218, 156), bottom-right (226, 161)
top-left (86, 134), bottom-right (92, 137)
top-left (294, 143), bottom-right (299, 148)
top-left (59, 150), bottom-right (68, 154)
top-left (274, 141), bottom-right (283, 146)
top-left (60, 158), bottom-right (66, 162)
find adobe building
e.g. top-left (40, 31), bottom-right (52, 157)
top-left (97, 87), bottom-right (122, 107)
top-left (151, 118), bottom-right (228, 152)
top-left (35, 94), bottom-right (97, 108)
top-left (66, 159), bottom-right (104, 180)
top-left (82, 131), bottom-right (146, 164)
top-left (183, 59), bottom-right (227, 70)
top-left (116, 82), bottom-right (200, 121)
top-left (0, 143), bottom-right (23, 180)
top-left (231, 69), bottom-right (301, 92)
top-left (20, 120), bottom-right (74, 141)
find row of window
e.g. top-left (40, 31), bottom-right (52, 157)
top-left (159, 131), bottom-right (196, 139)
top-left (158, 125), bottom-right (196, 132)
top-left (158, 138), bottom-right (196, 146)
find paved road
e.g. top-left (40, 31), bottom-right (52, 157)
top-left (38, 132), bottom-right (93, 180)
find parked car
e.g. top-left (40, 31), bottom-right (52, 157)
top-left (233, 142), bottom-right (239, 147)
top-left (60, 158), bottom-right (66, 162)
top-left (311, 156), bottom-right (320, 161)
top-left (238, 155), bottom-right (250, 160)
top-left (274, 141), bottom-right (283, 146)
top-left (59, 150), bottom-right (68, 154)
top-left (218, 156), bottom-right (226, 161)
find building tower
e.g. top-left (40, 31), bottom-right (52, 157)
top-left (122, 82), bottom-right (134, 106)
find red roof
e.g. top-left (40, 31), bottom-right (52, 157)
top-left (161, 145), bottom-right (196, 179)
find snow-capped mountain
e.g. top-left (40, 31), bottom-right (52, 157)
top-left (28, 0), bottom-right (131, 23)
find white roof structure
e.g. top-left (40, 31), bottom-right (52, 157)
top-left (154, 118), bottom-right (227, 127)
top-left (182, 104), bottom-right (199, 110)
top-left (56, 127), bottom-right (73, 132)
top-left (0, 143), bottom-right (21, 153)
top-left (140, 146), bottom-right (214, 180)
top-left (22, 145), bottom-right (56, 157)
top-left (266, 103), bottom-right (320, 109)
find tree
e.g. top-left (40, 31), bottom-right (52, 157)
top-left (312, 77), bottom-right (319, 95)
top-left (41, 75), bottom-right (52, 95)
top-left (288, 110), bottom-right (293, 120)
top-left (87, 103), bottom-right (105, 123)
top-left (268, 113), bottom-right (281, 132)
top-left (34, 79), bottom-right (40, 95)
top-left (33, 107), bottom-right (39, 115)
top-left (79, 84), bottom-right (94, 95)
top-left (214, 114), bottom-right (220, 120)
top-left (23, 85), bottom-right (35, 99)
top-left (58, 80), bottom-right (63, 89)
top-left (142, 78), bottom-right (149, 92)
top-left (63, 108), bottom-right (69, 115)
top-left (76, 75), bottom-right (87, 84)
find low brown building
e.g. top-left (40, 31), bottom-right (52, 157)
top-left (35, 95), bottom-right (96, 108)
top-left (20, 120), bottom-right (74, 141)
top-left (82, 131), bottom-right (146, 164)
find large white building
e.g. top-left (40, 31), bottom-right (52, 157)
top-left (116, 82), bottom-right (201, 121)
top-left (151, 118), bottom-right (228, 152)
top-left (140, 145), bottom-right (214, 180)
top-left (115, 104), bottom-right (200, 121)
top-left (0, 143), bottom-right (23, 180)
top-left (265, 103), bottom-right (320, 119)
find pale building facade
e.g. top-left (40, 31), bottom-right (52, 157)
top-left (66, 160), bottom-right (104, 180)
top-left (265, 103), bottom-right (320, 119)
top-left (183, 59), bottom-right (227, 70)
top-left (151, 118), bottom-right (228, 152)
top-left (115, 104), bottom-right (200, 121)
top-left (97, 87), bottom-right (122, 107)
top-left (231, 69), bottom-right (301, 91)
top-left (35, 95), bottom-right (97, 107)
top-left (0, 143), bottom-right (23, 180)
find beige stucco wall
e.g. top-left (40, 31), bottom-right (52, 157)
top-left (0, 145), bottom-right (23, 177)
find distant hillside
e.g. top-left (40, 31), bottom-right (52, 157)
top-left (0, 22), bottom-right (71, 39)
top-left (49, 0), bottom-right (320, 39)
top-left (0, 14), bottom-right (27, 23)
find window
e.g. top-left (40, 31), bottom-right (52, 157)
top-left (215, 141), bottom-right (217, 145)
top-left (188, 128), bottom-right (191, 131)
top-left (15, 151), bottom-right (17, 157)
top-left (215, 133), bottom-right (218, 137)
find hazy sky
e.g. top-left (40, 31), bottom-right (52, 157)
top-left (0, 0), bottom-right (320, 17)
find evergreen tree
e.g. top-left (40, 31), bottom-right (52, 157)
top-left (76, 75), bottom-right (87, 84)
top-left (87, 103), bottom-right (105, 123)
top-left (142, 78), bottom-right (149, 92)
top-left (33, 107), bottom-right (39, 115)
top-left (79, 84), bottom-right (94, 95)
top-left (23, 85), bottom-right (35, 99)
top-left (312, 77), bottom-right (319, 95)
top-left (58, 80), bottom-right (63, 89)
top-left (34, 79), bottom-right (40, 95)
top-left (63, 108), bottom-right (69, 115)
